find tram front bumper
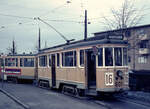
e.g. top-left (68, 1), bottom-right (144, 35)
top-left (97, 87), bottom-right (129, 93)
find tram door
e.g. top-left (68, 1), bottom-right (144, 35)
top-left (86, 50), bottom-right (96, 89)
top-left (51, 54), bottom-right (56, 87)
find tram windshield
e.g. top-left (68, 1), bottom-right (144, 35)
top-left (101, 47), bottom-right (128, 67)
top-left (105, 48), bottom-right (113, 66)
top-left (114, 48), bottom-right (122, 66)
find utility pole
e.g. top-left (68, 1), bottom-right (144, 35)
top-left (38, 27), bottom-right (41, 51)
top-left (12, 40), bottom-right (15, 55)
top-left (84, 10), bottom-right (87, 40)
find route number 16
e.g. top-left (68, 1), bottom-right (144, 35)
top-left (105, 73), bottom-right (113, 86)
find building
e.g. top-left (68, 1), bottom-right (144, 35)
top-left (93, 24), bottom-right (150, 72)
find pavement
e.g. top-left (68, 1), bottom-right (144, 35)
top-left (0, 91), bottom-right (24, 109)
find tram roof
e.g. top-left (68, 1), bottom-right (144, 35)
top-left (39, 35), bottom-right (127, 53)
top-left (1, 54), bottom-right (36, 57)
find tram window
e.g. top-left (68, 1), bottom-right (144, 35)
top-left (74, 51), bottom-right (77, 66)
top-left (16, 58), bottom-right (18, 67)
top-left (49, 55), bottom-right (51, 66)
top-left (57, 53), bottom-right (60, 67)
top-left (62, 51), bottom-right (76, 67)
top-left (123, 48), bottom-right (128, 66)
top-left (98, 48), bottom-right (103, 66)
top-left (62, 53), bottom-right (64, 66)
top-left (105, 48), bottom-right (113, 66)
top-left (80, 50), bottom-right (84, 67)
top-left (24, 58), bottom-right (34, 67)
top-left (114, 48), bottom-right (122, 66)
top-left (20, 58), bottom-right (23, 67)
top-left (0, 58), bottom-right (4, 66)
top-left (5, 58), bottom-right (17, 67)
top-left (39, 55), bottom-right (47, 67)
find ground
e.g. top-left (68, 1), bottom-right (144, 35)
top-left (0, 82), bottom-right (150, 109)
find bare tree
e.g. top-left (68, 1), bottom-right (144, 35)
top-left (102, 0), bottom-right (145, 30)
top-left (101, 0), bottom-right (147, 71)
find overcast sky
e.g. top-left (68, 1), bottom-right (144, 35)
top-left (0, 0), bottom-right (150, 54)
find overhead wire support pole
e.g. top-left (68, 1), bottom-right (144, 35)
top-left (38, 27), bottom-right (41, 51)
top-left (84, 10), bottom-right (87, 40)
top-left (35, 17), bottom-right (74, 44)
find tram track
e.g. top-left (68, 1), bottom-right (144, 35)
top-left (60, 90), bottom-right (112, 109)
top-left (1, 82), bottom-right (150, 109)
top-left (39, 85), bottom-right (150, 109)
top-left (116, 95), bottom-right (150, 108)
top-left (60, 89), bottom-right (150, 109)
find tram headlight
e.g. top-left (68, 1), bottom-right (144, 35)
top-left (116, 70), bottom-right (123, 79)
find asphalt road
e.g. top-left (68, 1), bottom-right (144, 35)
top-left (0, 82), bottom-right (150, 109)
top-left (0, 82), bottom-right (105, 109)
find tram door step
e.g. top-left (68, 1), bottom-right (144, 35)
top-left (86, 89), bottom-right (97, 96)
top-left (89, 85), bottom-right (96, 89)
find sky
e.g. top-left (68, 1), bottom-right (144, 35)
top-left (0, 0), bottom-right (150, 54)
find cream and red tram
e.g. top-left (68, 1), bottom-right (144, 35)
top-left (37, 35), bottom-right (129, 95)
top-left (0, 54), bottom-right (35, 83)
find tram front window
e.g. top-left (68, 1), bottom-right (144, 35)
top-left (114, 48), bottom-right (122, 66)
top-left (105, 48), bottom-right (113, 66)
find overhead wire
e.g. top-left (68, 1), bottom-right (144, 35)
top-left (39, 1), bottom-right (72, 18)
top-left (0, 13), bottom-right (33, 20)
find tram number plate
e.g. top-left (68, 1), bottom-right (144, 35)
top-left (105, 73), bottom-right (114, 86)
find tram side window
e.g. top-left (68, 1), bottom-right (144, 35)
top-left (20, 58), bottom-right (23, 67)
top-left (49, 55), bottom-right (51, 66)
top-left (105, 48), bottom-right (113, 66)
top-left (0, 58), bottom-right (4, 66)
top-left (62, 51), bottom-right (76, 67)
top-left (16, 58), bottom-right (18, 67)
top-left (24, 58), bottom-right (34, 67)
top-left (98, 48), bottom-right (103, 66)
top-left (80, 50), bottom-right (84, 67)
top-left (39, 55), bottom-right (47, 67)
top-left (5, 58), bottom-right (17, 67)
top-left (57, 53), bottom-right (60, 67)
top-left (114, 48), bottom-right (122, 66)
top-left (123, 48), bottom-right (128, 66)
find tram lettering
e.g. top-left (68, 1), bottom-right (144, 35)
top-left (105, 73), bottom-right (113, 86)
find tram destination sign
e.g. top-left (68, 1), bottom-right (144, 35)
top-left (5, 68), bottom-right (21, 75)
top-left (107, 35), bottom-right (123, 40)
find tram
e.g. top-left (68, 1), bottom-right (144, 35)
top-left (37, 34), bottom-right (129, 95)
top-left (0, 54), bottom-right (36, 83)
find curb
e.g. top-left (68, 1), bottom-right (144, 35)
top-left (0, 88), bottom-right (30, 109)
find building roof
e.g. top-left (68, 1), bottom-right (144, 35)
top-left (94, 24), bottom-right (150, 35)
